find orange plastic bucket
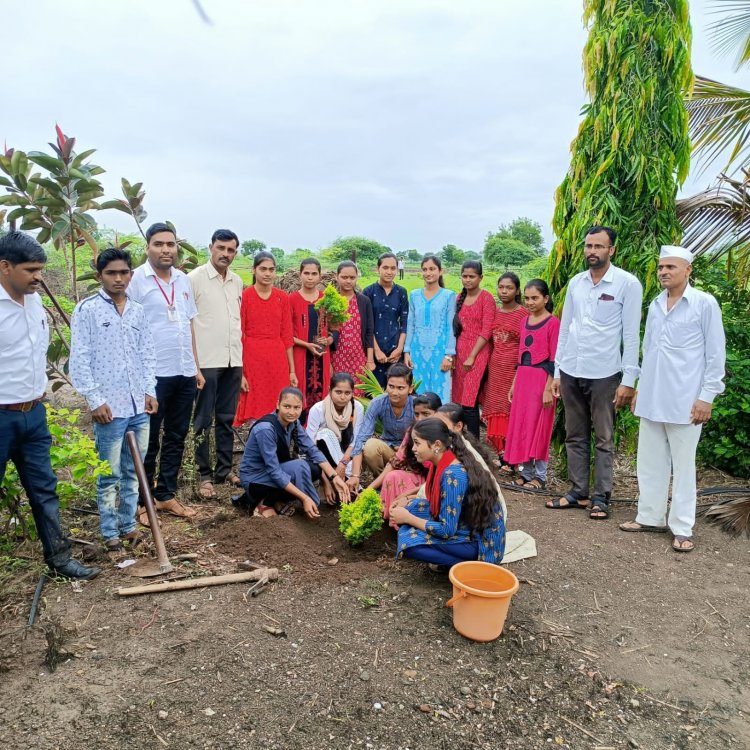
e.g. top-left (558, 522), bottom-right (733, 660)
top-left (446, 561), bottom-right (519, 642)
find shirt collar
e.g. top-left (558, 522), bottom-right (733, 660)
top-left (657, 282), bottom-right (696, 310)
top-left (206, 262), bottom-right (220, 280)
top-left (587, 263), bottom-right (615, 285)
top-left (144, 261), bottom-right (174, 282)
top-left (97, 289), bottom-right (129, 309)
top-left (0, 284), bottom-right (35, 307)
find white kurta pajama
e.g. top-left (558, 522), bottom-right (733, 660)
top-left (634, 284), bottom-right (726, 537)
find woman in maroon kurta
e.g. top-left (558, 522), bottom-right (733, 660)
top-left (234, 253), bottom-right (296, 426)
top-left (482, 273), bottom-right (528, 462)
top-left (290, 258), bottom-right (332, 415)
top-left (450, 261), bottom-right (496, 439)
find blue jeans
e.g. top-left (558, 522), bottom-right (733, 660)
top-left (0, 403), bottom-right (71, 567)
top-left (93, 413), bottom-right (150, 541)
top-left (519, 459), bottom-right (548, 483)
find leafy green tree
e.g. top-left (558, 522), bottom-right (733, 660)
top-left (484, 236), bottom-right (537, 268)
top-left (406, 248), bottom-right (422, 263)
top-left (440, 244), bottom-right (465, 267)
top-left (548, 0), bottom-right (692, 303)
top-left (241, 238), bottom-right (267, 257)
top-left (0, 126), bottom-right (105, 301)
top-left (463, 250), bottom-right (482, 261)
top-left (270, 246), bottom-right (285, 271)
top-left (497, 217), bottom-right (545, 254)
top-left (323, 236), bottom-right (392, 268)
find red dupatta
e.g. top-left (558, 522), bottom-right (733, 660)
top-left (425, 450), bottom-right (458, 519)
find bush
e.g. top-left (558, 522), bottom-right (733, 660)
top-left (339, 488), bottom-right (384, 545)
top-left (0, 406), bottom-right (110, 547)
top-left (693, 260), bottom-right (750, 478)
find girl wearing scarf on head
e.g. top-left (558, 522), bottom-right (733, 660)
top-left (389, 417), bottom-right (505, 567)
top-left (304, 373), bottom-right (364, 502)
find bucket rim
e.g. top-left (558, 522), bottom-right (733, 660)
top-left (448, 561), bottom-right (519, 599)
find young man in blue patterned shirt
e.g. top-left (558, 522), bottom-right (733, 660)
top-left (70, 248), bottom-right (158, 551)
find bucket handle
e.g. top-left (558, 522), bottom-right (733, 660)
top-left (445, 589), bottom-right (468, 608)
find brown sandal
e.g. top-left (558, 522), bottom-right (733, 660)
top-left (198, 480), bottom-right (217, 499)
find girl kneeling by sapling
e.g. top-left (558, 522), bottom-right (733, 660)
top-left (237, 388), bottom-right (349, 518)
top-left (390, 417), bottom-right (506, 567)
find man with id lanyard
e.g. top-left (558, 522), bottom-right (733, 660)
top-left (128, 222), bottom-right (204, 524)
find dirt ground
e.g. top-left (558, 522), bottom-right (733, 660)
top-left (0, 464), bottom-right (748, 750)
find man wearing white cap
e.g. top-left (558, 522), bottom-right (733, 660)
top-left (620, 245), bottom-right (725, 552)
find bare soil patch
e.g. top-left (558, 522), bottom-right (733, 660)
top-left (0, 466), bottom-right (748, 750)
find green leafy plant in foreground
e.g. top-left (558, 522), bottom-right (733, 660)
top-left (0, 405), bottom-right (109, 547)
top-left (339, 488), bottom-right (384, 545)
top-left (315, 284), bottom-right (350, 329)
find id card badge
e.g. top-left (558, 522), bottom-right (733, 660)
top-left (167, 306), bottom-right (178, 322)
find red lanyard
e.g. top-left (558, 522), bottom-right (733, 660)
top-left (153, 275), bottom-right (175, 308)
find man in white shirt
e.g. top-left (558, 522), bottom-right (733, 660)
top-left (0, 232), bottom-right (100, 579)
top-left (188, 229), bottom-right (244, 499)
top-left (128, 223), bottom-right (204, 523)
top-left (548, 226), bottom-right (643, 519)
top-left (620, 246), bottom-right (725, 552)
top-left (70, 248), bottom-right (158, 550)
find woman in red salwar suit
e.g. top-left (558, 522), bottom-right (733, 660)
top-left (234, 252), bottom-right (297, 426)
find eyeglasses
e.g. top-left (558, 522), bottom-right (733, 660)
top-left (583, 243), bottom-right (612, 251)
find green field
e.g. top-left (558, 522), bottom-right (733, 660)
top-left (230, 256), bottom-right (546, 295)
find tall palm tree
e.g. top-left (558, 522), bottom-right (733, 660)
top-left (678, 1), bottom-right (750, 278)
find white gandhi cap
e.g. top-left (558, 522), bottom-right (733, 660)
top-left (659, 245), bottom-right (694, 263)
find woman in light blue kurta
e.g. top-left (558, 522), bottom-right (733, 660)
top-left (404, 255), bottom-right (456, 404)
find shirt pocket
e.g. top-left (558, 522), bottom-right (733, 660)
top-left (593, 297), bottom-right (621, 326)
top-left (665, 315), bottom-right (703, 349)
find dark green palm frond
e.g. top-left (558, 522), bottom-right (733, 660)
top-left (687, 76), bottom-right (750, 174)
top-left (707, 0), bottom-right (750, 70)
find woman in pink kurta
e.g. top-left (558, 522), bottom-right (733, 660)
top-left (504, 279), bottom-right (560, 488)
top-left (451, 261), bottom-right (496, 439)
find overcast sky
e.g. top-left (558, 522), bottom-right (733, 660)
top-left (4, 0), bottom-right (745, 253)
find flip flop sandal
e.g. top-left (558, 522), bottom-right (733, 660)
top-left (496, 462), bottom-right (515, 476)
top-left (155, 498), bottom-right (197, 518)
top-left (198, 480), bottom-right (218, 499)
top-left (546, 493), bottom-right (588, 510)
top-left (225, 473), bottom-right (243, 488)
top-left (672, 536), bottom-right (694, 553)
top-left (522, 479), bottom-right (546, 490)
top-left (137, 507), bottom-right (162, 528)
top-left (105, 538), bottom-right (124, 552)
top-left (619, 521), bottom-right (667, 533)
top-left (589, 498), bottom-right (609, 520)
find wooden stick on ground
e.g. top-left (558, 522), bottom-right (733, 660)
top-left (117, 568), bottom-right (278, 597)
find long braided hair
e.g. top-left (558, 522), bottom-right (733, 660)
top-left (453, 260), bottom-right (483, 337)
top-left (412, 417), bottom-right (498, 534)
